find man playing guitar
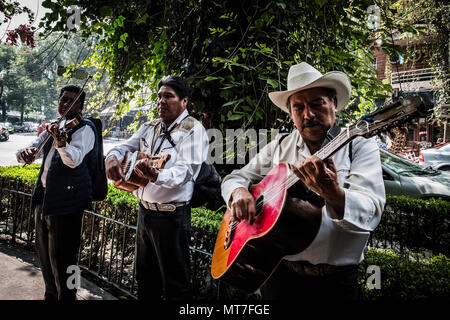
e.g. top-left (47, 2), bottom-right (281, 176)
top-left (105, 76), bottom-right (209, 300)
top-left (221, 62), bottom-right (386, 300)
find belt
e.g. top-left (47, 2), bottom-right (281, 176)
top-left (283, 260), bottom-right (356, 277)
top-left (141, 200), bottom-right (190, 212)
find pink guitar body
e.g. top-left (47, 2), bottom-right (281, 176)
top-left (211, 95), bottom-right (425, 293)
top-left (211, 163), bottom-right (322, 293)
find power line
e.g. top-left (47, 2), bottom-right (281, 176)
top-left (26, 33), bottom-right (70, 77)
top-left (6, 32), bottom-right (70, 79)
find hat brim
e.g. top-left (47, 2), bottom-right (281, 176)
top-left (268, 72), bottom-right (352, 113)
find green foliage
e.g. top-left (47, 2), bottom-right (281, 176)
top-left (0, 1), bottom-right (34, 26)
top-left (0, 32), bottom-right (99, 122)
top-left (360, 248), bottom-right (450, 300)
top-left (191, 206), bottom-right (223, 235)
top-left (39, 0), bottom-right (402, 133)
top-left (388, 0), bottom-right (450, 113)
top-left (104, 183), bottom-right (139, 210)
top-left (373, 195), bottom-right (450, 255)
top-left (0, 163), bottom-right (40, 183)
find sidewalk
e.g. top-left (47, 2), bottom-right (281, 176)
top-left (0, 243), bottom-right (117, 300)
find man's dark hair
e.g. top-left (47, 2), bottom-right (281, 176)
top-left (59, 85), bottom-right (86, 107)
top-left (157, 76), bottom-right (191, 103)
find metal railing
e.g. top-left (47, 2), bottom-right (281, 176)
top-left (4, 177), bottom-right (445, 300)
top-left (391, 67), bottom-right (437, 85)
top-left (0, 177), bottom-right (222, 299)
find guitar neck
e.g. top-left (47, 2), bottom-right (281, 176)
top-left (315, 127), bottom-right (355, 160)
top-left (284, 126), bottom-right (356, 190)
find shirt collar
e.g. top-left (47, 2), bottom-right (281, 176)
top-left (294, 130), bottom-right (313, 157)
top-left (162, 109), bottom-right (189, 132)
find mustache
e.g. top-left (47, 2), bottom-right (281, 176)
top-left (302, 119), bottom-right (321, 129)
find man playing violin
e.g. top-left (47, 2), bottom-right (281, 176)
top-left (221, 62), bottom-right (386, 300)
top-left (16, 85), bottom-right (98, 300)
top-left (105, 76), bottom-right (209, 300)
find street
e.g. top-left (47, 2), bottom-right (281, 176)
top-left (0, 132), bottom-right (126, 167)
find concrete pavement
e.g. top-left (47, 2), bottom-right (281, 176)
top-left (0, 243), bottom-right (117, 300)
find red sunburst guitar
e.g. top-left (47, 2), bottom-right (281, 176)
top-left (211, 96), bottom-right (425, 293)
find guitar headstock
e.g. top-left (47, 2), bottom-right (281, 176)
top-left (350, 95), bottom-right (426, 139)
top-left (142, 153), bottom-right (171, 169)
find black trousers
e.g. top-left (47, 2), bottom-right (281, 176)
top-left (135, 204), bottom-right (192, 301)
top-left (260, 260), bottom-right (359, 300)
top-left (34, 205), bottom-right (83, 300)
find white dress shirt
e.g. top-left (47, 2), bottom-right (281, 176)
top-left (221, 129), bottom-right (386, 266)
top-left (106, 110), bottom-right (209, 204)
top-left (16, 125), bottom-right (95, 187)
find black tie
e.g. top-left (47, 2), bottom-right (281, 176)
top-left (161, 122), bottom-right (175, 147)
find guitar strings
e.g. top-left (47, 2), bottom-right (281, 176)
top-left (227, 105), bottom-right (417, 233)
top-left (226, 119), bottom-right (392, 231)
top-left (226, 127), bottom-right (354, 231)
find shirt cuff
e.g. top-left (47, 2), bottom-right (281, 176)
top-left (154, 169), bottom-right (171, 186)
top-left (221, 180), bottom-right (252, 208)
top-left (328, 189), bottom-right (375, 232)
top-left (55, 145), bottom-right (77, 168)
top-left (106, 151), bottom-right (125, 164)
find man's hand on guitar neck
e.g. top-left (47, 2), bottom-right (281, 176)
top-left (105, 155), bottom-right (125, 181)
top-left (229, 187), bottom-right (256, 223)
top-left (290, 155), bottom-right (345, 219)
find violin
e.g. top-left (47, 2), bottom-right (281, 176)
top-left (22, 113), bottom-right (83, 165)
top-left (47, 113), bottom-right (83, 143)
top-left (21, 76), bottom-right (92, 165)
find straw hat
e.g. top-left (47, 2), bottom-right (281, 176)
top-left (268, 62), bottom-right (352, 113)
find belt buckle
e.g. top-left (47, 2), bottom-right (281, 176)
top-left (159, 204), bottom-right (176, 212)
top-left (142, 201), bottom-right (177, 212)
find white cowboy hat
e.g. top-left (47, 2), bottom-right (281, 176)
top-left (268, 62), bottom-right (352, 113)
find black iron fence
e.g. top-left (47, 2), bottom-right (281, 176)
top-left (2, 176), bottom-right (448, 300)
top-left (0, 177), bottom-right (222, 299)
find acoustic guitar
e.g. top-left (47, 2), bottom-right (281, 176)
top-left (114, 151), bottom-right (171, 192)
top-left (211, 96), bottom-right (425, 293)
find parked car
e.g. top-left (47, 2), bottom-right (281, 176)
top-left (418, 143), bottom-right (450, 171)
top-left (23, 121), bottom-right (37, 132)
top-left (30, 122), bottom-right (39, 131)
top-left (380, 149), bottom-right (450, 200)
top-left (13, 122), bottom-right (26, 132)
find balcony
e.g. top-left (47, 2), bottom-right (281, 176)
top-left (391, 67), bottom-right (442, 90)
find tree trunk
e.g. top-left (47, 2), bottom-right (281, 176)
top-left (20, 104), bottom-right (24, 123)
top-left (0, 84), bottom-right (6, 122)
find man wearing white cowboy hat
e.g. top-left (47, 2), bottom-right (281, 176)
top-left (221, 62), bottom-right (385, 300)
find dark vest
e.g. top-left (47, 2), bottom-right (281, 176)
top-left (32, 119), bottom-right (98, 216)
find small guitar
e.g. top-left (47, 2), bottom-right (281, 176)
top-left (114, 151), bottom-right (171, 192)
top-left (211, 95), bottom-right (425, 293)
